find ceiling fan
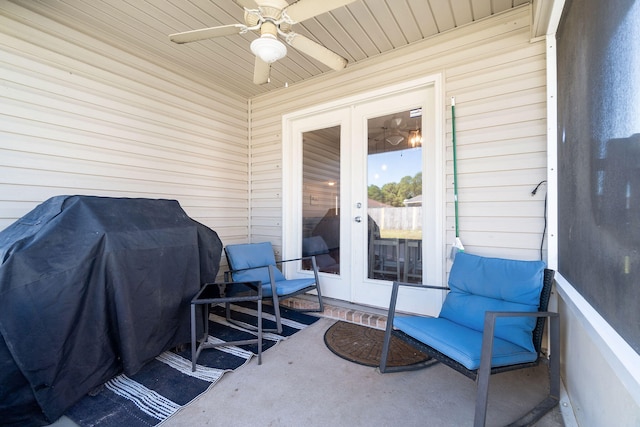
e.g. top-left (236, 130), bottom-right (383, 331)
top-left (370, 117), bottom-right (411, 146)
top-left (169, 0), bottom-right (358, 85)
top-left (369, 114), bottom-right (423, 147)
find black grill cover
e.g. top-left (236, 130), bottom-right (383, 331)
top-left (0, 196), bottom-right (222, 425)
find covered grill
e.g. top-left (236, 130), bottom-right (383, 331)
top-left (0, 196), bottom-right (222, 425)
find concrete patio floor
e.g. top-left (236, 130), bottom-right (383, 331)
top-left (51, 298), bottom-right (576, 427)
top-left (161, 316), bottom-right (570, 427)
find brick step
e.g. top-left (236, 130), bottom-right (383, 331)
top-left (280, 296), bottom-right (388, 330)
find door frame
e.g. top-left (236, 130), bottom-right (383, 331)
top-left (282, 74), bottom-right (446, 315)
top-left (284, 107), bottom-right (352, 302)
top-left (351, 87), bottom-right (442, 313)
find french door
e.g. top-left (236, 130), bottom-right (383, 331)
top-left (283, 79), bottom-right (445, 315)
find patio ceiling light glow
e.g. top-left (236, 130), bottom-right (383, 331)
top-left (409, 129), bottom-right (423, 147)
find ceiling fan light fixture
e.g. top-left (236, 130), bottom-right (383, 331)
top-left (250, 34), bottom-right (287, 63)
top-left (385, 135), bottom-right (404, 146)
top-left (409, 129), bottom-right (423, 147)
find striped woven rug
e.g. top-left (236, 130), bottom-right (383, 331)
top-left (65, 302), bottom-right (319, 427)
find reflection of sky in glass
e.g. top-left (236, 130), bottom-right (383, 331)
top-left (368, 148), bottom-right (422, 186)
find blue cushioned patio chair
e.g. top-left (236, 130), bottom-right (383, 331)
top-left (224, 242), bottom-right (324, 333)
top-left (379, 252), bottom-right (559, 427)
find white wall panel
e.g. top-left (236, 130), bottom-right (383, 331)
top-left (250, 7), bottom-right (548, 260)
top-left (0, 4), bottom-right (249, 246)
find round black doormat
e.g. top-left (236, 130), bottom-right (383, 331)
top-left (324, 321), bottom-right (431, 367)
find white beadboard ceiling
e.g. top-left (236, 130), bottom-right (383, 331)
top-left (9, 0), bottom-right (553, 99)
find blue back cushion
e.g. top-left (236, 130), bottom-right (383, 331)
top-left (439, 252), bottom-right (545, 352)
top-left (225, 242), bottom-right (286, 284)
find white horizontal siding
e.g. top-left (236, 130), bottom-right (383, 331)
top-left (250, 7), bottom-right (548, 260)
top-left (0, 3), bottom-right (249, 248)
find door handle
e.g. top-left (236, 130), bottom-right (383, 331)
top-left (355, 216), bottom-right (362, 223)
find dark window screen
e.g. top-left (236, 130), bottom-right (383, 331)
top-left (557, 0), bottom-right (640, 352)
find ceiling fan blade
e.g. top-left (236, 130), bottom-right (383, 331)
top-left (234, 0), bottom-right (259, 9)
top-left (285, 0), bottom-right (358, 23)
top-left (169, 24), bottom-right (246, 44)
top-left (253, 57), bottom-right (271, 85)
top-left (286, 33), bottom-right (347, 71)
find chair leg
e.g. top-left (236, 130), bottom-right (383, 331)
top-left (315, 292), bottom-right (324, 313)
top-left (311, 256), bottom-right (324, 313)
top-left (474, 313), bottom-right (497, 427)
top-left (271, 293), bottom-right (283, 334)
top-left (549, 314), bottom-right (560, 401)
top-left (505, 314), bottom-right (561, 427)
top-left (256, 297), bottom-right (262, 365)
top-left (379, 314), bottom-right (394, 373)
top-left (225, 301), bottom-right (232, 322)
top-left (267, 265), bottom-right (283, 334)
top-left (275, 257), bottom-right (324, 315)
top-left (378, 282), bottom-right (440, 374)
top-left (379, 281), bottom-right (399, 373)
top-left (476, 312), bottom-right (561, 427)
top-left (190, 303), bottom-right (198, 372)
top-left (474, 362), bottom-right (491, 427)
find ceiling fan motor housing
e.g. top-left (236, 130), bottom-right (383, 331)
top-left (243, 0), bottom-right (287, 26)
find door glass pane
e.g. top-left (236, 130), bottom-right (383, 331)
top-left (367, 108), bottom-right (423, 283)
top-left (301, 126), bottom-right (340, 275)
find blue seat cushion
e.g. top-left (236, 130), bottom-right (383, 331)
top-left (440, 252), bottom-right (545, 352)
top-left (264, 278), bottom-right (317, 297)
top-left (228, 277), bottom-right (317, 298)
top-left (394, 316), bottom-right (538, 371)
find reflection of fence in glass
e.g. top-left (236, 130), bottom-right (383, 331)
top-left (368, 207), bottom-right (422, 239)
top-left (369, 238), bottom-right (422, 283)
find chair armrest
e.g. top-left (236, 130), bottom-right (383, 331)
top-left (387, 281), bottom-right (450, 313)
top-left (482, 311), bottom-right (559, 343)
top-left (275, 255), bottom-right (316, 265)
top-left (393, 282), bottom-right (449, 291)
top-left (224, 269), bottom-right (247, 282)
top-left (383, 281), bottom-right (450, 340)
top-left (380, 281), bottom-right (449, 373)
top-left (479, 310), bottom-right (560, 375)
top-left (224, 257), bottom-right (312, 273)
top-left (481, 310), bottom-right (559, 355)
top-left (224, 265), bottom-right (272, 282)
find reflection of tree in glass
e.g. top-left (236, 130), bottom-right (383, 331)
top-left (368, 172), bottom-right (422, 207)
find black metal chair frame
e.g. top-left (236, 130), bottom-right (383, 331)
top-left (224, 254), bottom-right (324, 334)
top-left (380, 269), bottom-right (560, 427)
